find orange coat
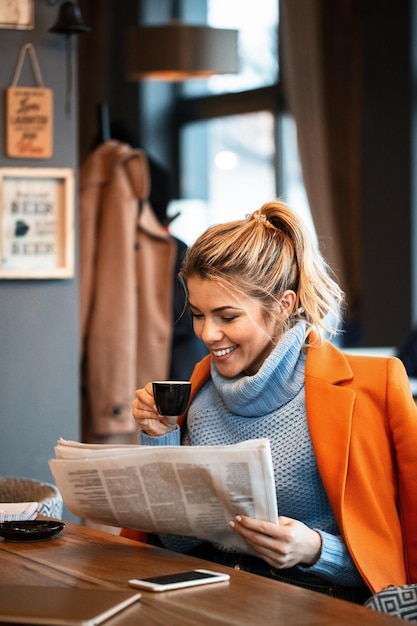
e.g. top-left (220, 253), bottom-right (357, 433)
top-left (185, 340), bottom-right (417, 593)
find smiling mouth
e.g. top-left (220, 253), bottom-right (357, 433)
top-left (212, 346), bottom-right (237, 357)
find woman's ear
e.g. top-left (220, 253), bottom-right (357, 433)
top-left (279, 290), bottom-right (297, 320)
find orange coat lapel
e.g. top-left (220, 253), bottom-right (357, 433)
top-left (304, 340), bottom-right (354, 531)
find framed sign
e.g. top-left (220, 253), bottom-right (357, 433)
top-left (0, 168), bottom-right (74, 279)
top-left (0, 1), bottom-right (34, 30)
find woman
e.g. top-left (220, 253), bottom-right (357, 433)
top-left (132, 200), bottom-right (417, 604)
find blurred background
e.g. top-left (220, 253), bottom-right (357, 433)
top-left (0, 0), bottom-right (416, 514)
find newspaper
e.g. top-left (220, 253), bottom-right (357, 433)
top-left (49, 438), bottom-right (278, 553)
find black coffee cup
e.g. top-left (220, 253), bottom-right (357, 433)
top-left (152, 381), bottom-right (192, 417)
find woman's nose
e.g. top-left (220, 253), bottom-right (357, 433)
top-left (200, 319), bottom-right (223, 344)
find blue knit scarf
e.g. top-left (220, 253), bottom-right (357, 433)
top-left (210, 321), bottom-right (307, 416)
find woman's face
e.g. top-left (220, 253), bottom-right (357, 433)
top-left (187, 277), bottom-right (284, 377)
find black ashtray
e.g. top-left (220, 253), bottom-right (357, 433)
top-left (0, 520), bottom-right (65, 542)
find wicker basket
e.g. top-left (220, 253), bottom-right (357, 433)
top-left (0, 477), bottom-right (63, 519)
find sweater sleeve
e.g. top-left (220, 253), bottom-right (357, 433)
top-left (139, 426), bottom-right (181, 445)
top-left (298, 531), bottom-right (364, 586)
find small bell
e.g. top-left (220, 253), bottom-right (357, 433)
top-left (49, 1), bottom-right (90, 35)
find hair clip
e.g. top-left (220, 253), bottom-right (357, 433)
top-left (251, 212), bottom-right (268, 223)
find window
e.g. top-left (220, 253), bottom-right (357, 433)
top-left (168, 0), bottom-right (311, 246)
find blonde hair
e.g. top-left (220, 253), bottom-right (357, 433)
top-left (180, 200), bottom-right (344, 343)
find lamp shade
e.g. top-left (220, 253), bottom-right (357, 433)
top-left (49, 0), bottom-right (90, 35)
top-left (126, 22), bottom-right (239, 81)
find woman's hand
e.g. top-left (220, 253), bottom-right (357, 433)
top-left (132, 382), bottom-right (176, 436)
top-left (229, 514), bottom-right (322, 569)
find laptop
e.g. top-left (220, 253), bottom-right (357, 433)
top-left (0, 585), bottom-right (141, 626)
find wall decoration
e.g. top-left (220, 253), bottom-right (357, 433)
top-left (0, 168), bottom-right (74, 279)
top-left (6, 44), bottom-right (53, 159)
top-left (0, 0), bottom-right (34, 30)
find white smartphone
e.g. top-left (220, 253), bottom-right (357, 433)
top-left (128, 568), bottom-right (230, 592)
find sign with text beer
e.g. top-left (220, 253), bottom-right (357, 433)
top-left (6, 44), bottom-right (53, 159)
top-left (0, 168), bottom-right (74, 279)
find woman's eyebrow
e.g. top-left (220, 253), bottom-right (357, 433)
top-left (188, 302), bottom-right (241, 313)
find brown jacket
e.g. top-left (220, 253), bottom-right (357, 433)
top-left (185, 341), bottom-right (417, 593)
top-left (80, 141), bottom-right (177, 439)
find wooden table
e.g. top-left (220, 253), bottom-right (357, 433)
top-left (0, 521), bottom-right (400, 625)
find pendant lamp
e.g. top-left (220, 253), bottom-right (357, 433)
top-left (49, 1), bottom-right (91, 117)
top-left (126, 21), bottom-right (238, 81)
top-left (49, 1), bottom-right (90, 36)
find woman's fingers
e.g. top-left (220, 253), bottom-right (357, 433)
top-left (229, 515), bottom-right (321, 568)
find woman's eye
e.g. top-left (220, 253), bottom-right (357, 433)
top-left (221, 316), bottom-right (238, 323)
top-left (191, 312), bottom-right (204, 320)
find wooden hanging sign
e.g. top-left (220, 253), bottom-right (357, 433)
top-left (5, 44), bottom-right (53, 159)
